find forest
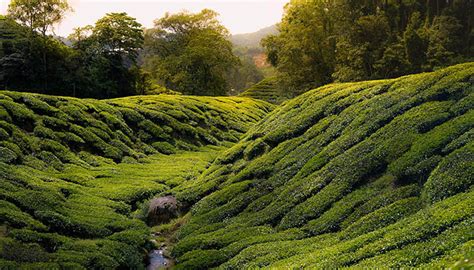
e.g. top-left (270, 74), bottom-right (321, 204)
top-left (1, 0), bottom-right (472, 98)
top-left (0, 0), bottom-right (472, 269)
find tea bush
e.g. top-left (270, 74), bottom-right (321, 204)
top-left (173, 63), bottom-right (474, 268)
top-left (0, 91), bottom-right (272, 268)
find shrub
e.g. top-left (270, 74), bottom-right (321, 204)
top-left (0, 106), bottom-right (12, 122)
top-left (21, 96), bottom-right (58, 115)
top-left (37, 151), bottom-right (64, 171)
top-left (33, 125), bottom-right (57, 140)
top-left (0, 99), bottom-right (35, 124)
top-left (152, 141), bottom-right (177, 155)
top-left (0, 147), bottom-right (18, 163)
top-left (422, 143), bottom-right (474, 203)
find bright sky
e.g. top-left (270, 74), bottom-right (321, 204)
top-left (0, 0), bottom-right (287, 37)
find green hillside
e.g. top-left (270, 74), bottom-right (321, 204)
top-left (0, 63), bottom-right (473, 269)
top-left (240, 77), bottom-right (287, 104)
top-left (0, 92), bottom-right (273, 269)
top-left (171, 63), bottom-right (474, 269)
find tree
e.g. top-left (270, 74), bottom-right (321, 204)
top-left (262, 0), bottom-right (337, 94)
top-left (403, 12), bottom-right (428, 72)
top-left (0, 15), bottom-right (75, 94)
top-left (225, 47), bottom-right (264, 95)
top-left (67, 13), bottom-right (145, 98)
top-left (426, 15), bottom-right (464, 68)
top-left (1, 9), bottom-right (147, 98)
top-left (263, 0), bottom-right (473, 95)
top-left (7, 0), bottom-right (72, 92)
top-left (68, 25), bottom-right (94, 44)
top-left (92, 12), bottom-right (143, 62)
top-left (7, 0), bottom-right (71, 36)
top-left (142, 9), bottom-right (238, 96)
top-left (333, 14), bottom-right (391, 82)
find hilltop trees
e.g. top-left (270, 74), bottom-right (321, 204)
top-left (2, 6), bottom-right (244, 98)
top-left (92, 12), bottom-right (144, 61)
top-left (68, 12), bottom-right (145, 98)
top-left (7, 0), bottom-right (72, 92)
top-left (0, 7), bottom-right (148, 98)
top-left (143, 9), bottom-right (238, 96)
top-left (264, 0), bottom-right (474, 95)
top-left (7, 0), bottom-right (71, 36)
top-left (0, 15), bottom-right (74, 94)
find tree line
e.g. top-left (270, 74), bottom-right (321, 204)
top-left (1, 0), bottom-right (472, 98)
top-left (0, 0), bottom-right (252, 98)
top-left (263, 0), bottom-right (473, 95)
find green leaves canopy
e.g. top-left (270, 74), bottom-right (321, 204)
top-left (7, 0), bottom-right (71, 36)
top-left (264, 0), bottom-right (474, 95)
top-left (143, 9), bottom-right (238, 96)
top-left (93, 12), bottom-right (144, 62)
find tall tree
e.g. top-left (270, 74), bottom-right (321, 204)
top-left (264, 0), bottom-right (473, 95)
top-left (92, 12), bottom-right (143, 62)
top-left (7, 0), bottom-right (71, 36)
top-left (143, 9), bottom-right (238, 96)
top-left (68, 13), bottom-right (145, 98)
top-left (7, 0), bottom-right (72, 92)
top-left (261, 0), bottom-right (337, 94)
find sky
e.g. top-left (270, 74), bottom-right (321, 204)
top-left (0, 0), bottom-right (287, 37)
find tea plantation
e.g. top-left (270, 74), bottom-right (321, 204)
top-left (239, 77), bottom-right (287, 104)
top-left (172, 62), bottom-right (474, 269)
top-left (0, 93), bottom-right (272, 268)
top-left (0, 63), bottom-right (473, 269)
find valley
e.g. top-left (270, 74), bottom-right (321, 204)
top-left (0, 63), bottom-right (472, 269)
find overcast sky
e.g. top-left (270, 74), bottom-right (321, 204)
top-left (0, 0), bottom-right (287, 37)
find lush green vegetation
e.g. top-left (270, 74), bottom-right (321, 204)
top-left (0, 61), bottom-right (472, 269)
top-left (1, 3), bottom-right (265, 98)
top-left (1, 0), bottom-right (150, 98)
top-left (142, 9), bottom-right (239, 96)
top-left (239, 77), bottom-right (287, 104)
top-left (264, 0), bottom-right (473, 95)
top-left (1, 0), bottom-right (473, 268)
top-left (0, 91), bottom-right (272, 268)
top-left (169, 62), bottom-right (474, 269)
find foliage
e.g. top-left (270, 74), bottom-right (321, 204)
top-left (225, 46), bottom-right (265, 95)
top-left (263, 0), bottom-right (474, 94)
top-left (142, 9), bottom-right (238, 96)
top-left (171, 63), bottom-right (474, 269)
top-left (91, 12), bottom-right (143, 62)
top-left (0, 91), bottom-right (273, 268)
top-left (239, 77), bottom-right (287, 104)
top-left (0, 10), bottom-right (150, 98)
top-left (7, 0), bottom-right (71, 36)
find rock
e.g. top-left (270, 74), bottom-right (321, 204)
top-left (147, 196), bottom-right (179, 225)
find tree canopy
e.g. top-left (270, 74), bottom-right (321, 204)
top-left (0, 10), bottom-right (147, 98)
top-left (142, 9), bottom-right (238, 96)
top-left (7, 0), bottom-right (72, 36)
top-left (264, 0), bottom-right (474, 95)
top-left (92, 12), bottom-right (144, 61)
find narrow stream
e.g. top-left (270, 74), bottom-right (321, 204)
top-left (147, 247), bottom-right (172, 270)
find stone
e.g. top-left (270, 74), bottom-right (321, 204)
top-left (147, 196), bottom-right (179, 225)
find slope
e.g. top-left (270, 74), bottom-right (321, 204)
top-left (230, 25), bottom-right (278, 49)
top-left (0, 92), bottom-right (273, 269)
top-left (239, 77), bottom-right (287, 104)
top-left (172, 62), bottom-right (474, 269)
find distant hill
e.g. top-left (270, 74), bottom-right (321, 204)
top-left (230, 25), bottom-right (278, 48)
